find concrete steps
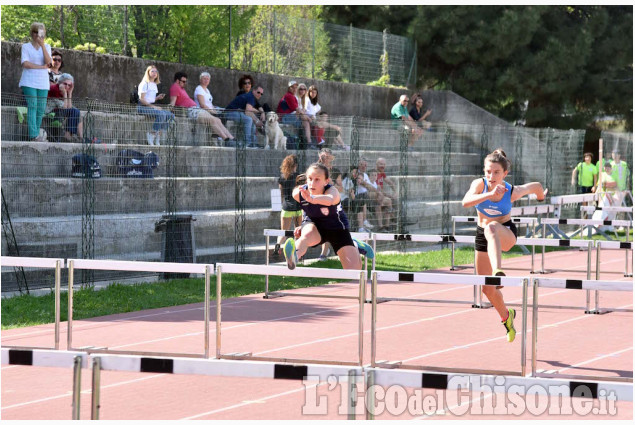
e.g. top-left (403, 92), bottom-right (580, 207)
top-left (0, 141), bottom-right (482, 178)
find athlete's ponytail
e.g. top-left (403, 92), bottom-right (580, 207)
top-left (485, 148), bottom-right (511, 172)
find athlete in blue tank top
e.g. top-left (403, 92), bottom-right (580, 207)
top-left (462, 149), bottom-right (548, 343)
top-left (282, 163), bottom-right (374, 271)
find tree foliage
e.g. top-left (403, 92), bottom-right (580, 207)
top-left (324, 5), bottom-right (633, 130)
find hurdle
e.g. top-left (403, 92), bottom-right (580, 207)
top-left (450, 217), bottom-right (539, 270)
top-left (1, 348), bottom-right (88, 419)
top-left (531, 277), bottom-right (633, 383)
top-left (1, 256), bottom-right (63, 350)
top-left (370, 271), bottom-right (529, 377)
top-left (263, 229), bottom-right (370, 299)
top-left (215, 263), bottom-right (366, 366)
top-left (541, 217), bottom-right (632, 244)
top-left (67, 259), bottom-right (212, 358)
top-left (548, 193), bottom-right (600, 239)
top-left (586, 241), bottom-right (634, 315)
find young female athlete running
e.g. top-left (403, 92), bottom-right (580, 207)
top-left (462, 149), bottom-right (547, 342)
top-left (283, 163), bottom-right (374, 270)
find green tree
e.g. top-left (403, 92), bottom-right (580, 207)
top-left (324, 5), bottom-right (633, 129)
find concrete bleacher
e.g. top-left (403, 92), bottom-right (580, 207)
top-left (1, 98), bottom-right (486, 289)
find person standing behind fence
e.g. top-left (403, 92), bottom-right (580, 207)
top-left (274, 154), bottom-right (302, 257)
top-left (571, 152), bottom-right (598, 194)
top-left (48, 73), bottom-right (83, 142)
top-left (19, 22), bottom-right (52, 142)
top-left (462, 149), bottom-right (547, 343)
top-left (137, 65), bottom-right (173, 146)
top-left (609, 150), bottom-right (630, 206)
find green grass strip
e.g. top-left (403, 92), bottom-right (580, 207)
top-left (0, 245), bottom-right (529, 329)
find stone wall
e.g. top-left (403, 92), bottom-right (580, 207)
top-left (1, 41), bottom-right (510, 127)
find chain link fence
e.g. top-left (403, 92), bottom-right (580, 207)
top-left (2, 92), bottom-right (631, 292)
top-left (2, 5), bottom-right (416, 87)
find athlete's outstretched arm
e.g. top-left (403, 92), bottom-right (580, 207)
top-left (511, 182), bottom-right (547, 202)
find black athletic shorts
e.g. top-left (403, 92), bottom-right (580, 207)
top-left (475, 220), bottom-right (518, 253)
top-left (308, 226), bottom-right (355, 254)
top-left (578, 186), bottom-right (593, 194)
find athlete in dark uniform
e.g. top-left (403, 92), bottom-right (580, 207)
top-left (283, 163), bottom-right (374, 270)
top-left (462, 149), bottom-right (547, 342)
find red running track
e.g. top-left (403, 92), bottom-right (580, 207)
top-left (2, 248), bottom-right (633, 420)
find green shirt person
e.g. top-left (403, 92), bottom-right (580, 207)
top-left (390, 96), bottom-right (409, 121)
top-left (390, 94), bottom-right (423, 151)
top-left (571, 152), bottom-right (598, 194)
top-left (608, 151), bottom-right (631, 192)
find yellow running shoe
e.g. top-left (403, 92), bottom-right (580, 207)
top-left (502, 308), bottom-right (516, 343)
top-left (493, 269), bottom-right (505, 276)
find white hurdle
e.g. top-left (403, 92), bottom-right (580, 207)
top-left (262, 229), bottom-right (371, 299)
top-left (67, 259), bottom-right (213, 358)
top-left (1, 256), bottom-right (63, 350)
top-left (215, 263), bottom-right (366, 366)
top-left (371, 271), bottom-right (529, 377)
top-left (531, 277), bottom-right (633, 382)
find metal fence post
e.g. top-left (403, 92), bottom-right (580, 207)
top-left (442, 122), bottom-right (451, 236)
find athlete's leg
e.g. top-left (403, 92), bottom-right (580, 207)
top-left (337, 245), bottom-right (362, 270)
top-left (483, 222), bottom-right (517, 271)
top-left (476, 251), bottom-right (508, 320)
top-left (295, 223), bottom-right (322, 259)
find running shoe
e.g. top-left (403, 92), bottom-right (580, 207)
top-left (353, 238), bottom-right (375, 259)
top-left (502, 308), bottom-right (516, 343)
top-left (283, 238), bottom-right (298, 270)
top-left (493, 269), bottom-right (506, 276)
top-left (318, 255), bottom-right (328, 261)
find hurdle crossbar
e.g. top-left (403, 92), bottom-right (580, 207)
top-left (66, 259), bottom-right (213, 358)
top-left (1, 256), bottom-right (63, 350)
top-left (541, 218), bottom-right (633, 227)
top-left (580, 206), bottom-right (633, 213)
top-left (370, 367), bottom-right (633, 401)
top-left (550, 193), bottom-right (599, 205)
top-left (510, 204), bottom-right (555, 216)
top-left (263, 229), bottom-right (370, 298)
top-left (215, 263), bottom-right (367, 366)
top-left (371, 271), bottom-right (529, 377)
top-left (532, 277), bottom-right (633, 383)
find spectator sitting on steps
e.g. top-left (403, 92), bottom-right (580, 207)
top-left (276, 80), bottom-right (315, 149)
top-left (236, 74), bottom-right (267, 131)
top-left (194, 72), bottom-right (236, 147)
top-left (48, 73), bottom-right (83, 142)
top-left (137, 65), bottom-right (174, 146)
top-left (391, 94), bottom-right (423, 151)
top-left (225, 84), bottom-right (266, 149)
top-left (170, 71), bottom-right (235, 146)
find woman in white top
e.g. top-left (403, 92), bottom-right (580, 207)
top-left (137, 65), bottom-right (174, 146)
top-left (194, 72), bottom-right (235, 146)
top-left (305, 85), bottom-right (322, 118)
top-left (19, 22), bottom-right (52, 141)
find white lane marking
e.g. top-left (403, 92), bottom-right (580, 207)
top-left (1, 373), bottom-right (164, 410)
top-left (179, 381), bottom-right (326, 420)
top-left (556, 347), bottom-right (634, 374)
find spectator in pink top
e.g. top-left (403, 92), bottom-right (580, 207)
top-left (276, 80), bottom-right (313, 149)
top-left (169, 71), bottom-right (235, 144)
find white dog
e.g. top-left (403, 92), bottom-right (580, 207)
top-left (265, 112), bottom-right (287, 150)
